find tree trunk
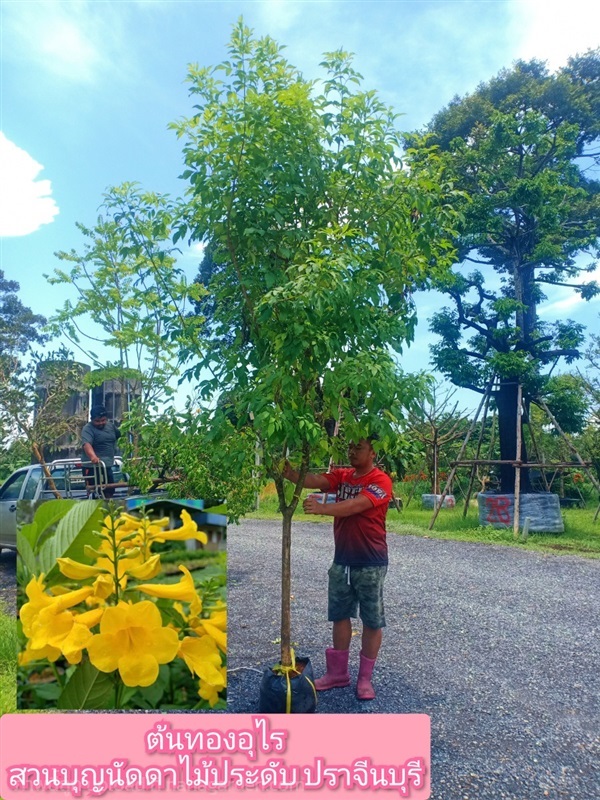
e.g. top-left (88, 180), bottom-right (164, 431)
top-left (271, 452), bottom-right (309, 670)
top-left (495, 381), bottom-right (531, 493)
top-left (433, 434), bottom-right (439, 495)
top-left (280, 508), bottom-right (293, 668)
top-left (32, 442), bottom-right (62, 499)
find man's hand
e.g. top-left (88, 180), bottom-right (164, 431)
top-left (90, 454), bottom-right (100, 465)
top-left (303, 494), bottom-right (325, 515)
top-left (282, 460), bottom-right (297, 483)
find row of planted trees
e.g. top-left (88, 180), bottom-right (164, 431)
top-left (2, 21), bottom-right (599, 693)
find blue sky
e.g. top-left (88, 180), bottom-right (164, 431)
top-left (1, 0), bottom-right (599, 411)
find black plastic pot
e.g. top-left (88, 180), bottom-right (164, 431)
top-left (258, 656), bottom-right (317, 713)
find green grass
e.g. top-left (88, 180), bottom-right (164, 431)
top-left (0, 605), bottom-right (17, 715)
top-left (247, 488), bottom-right (600, 559)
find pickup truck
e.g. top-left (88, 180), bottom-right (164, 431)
top-left (0, 458), bottom-right (128, 552)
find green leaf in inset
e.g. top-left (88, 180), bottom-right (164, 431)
top-left (57, 660), bottom-right (116, 710)
top-left (21, 500), bottom-right (77, 550)
top-left (37, 500), bottom-right (103, 579)
top-left (32, 683), bottom-right (62, 701)
top-left (16, 532), bottom-right (36, 576)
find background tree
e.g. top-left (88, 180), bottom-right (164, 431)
top-left (404, 384), bottom-right (470, 495)
top-left (574, 325), bottom-right (600, 480)
top-left (406, 50), bottom-right (600, 493)
top-left (0, 347), bottom-right (88, 493)
top-left (0, 270), bottom-right (47, 358)
top-left (0, 271), bottom-right (50, 478)
top-left (170, 21), bottom-right (460, 669)
top-left (122, 403), bottom-right (259, 522)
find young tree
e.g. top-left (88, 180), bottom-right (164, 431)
top-left (405, 384), bottom-right (469, 495)
top-left (47, 184), bottom-right (200, 442)
top-left (170, 21), bottom-right (460, 668)
top-left (405, 51), bottom-right (600, 493)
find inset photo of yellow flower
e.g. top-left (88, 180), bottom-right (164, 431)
top-left (16, 498), bottom-right (227, 711)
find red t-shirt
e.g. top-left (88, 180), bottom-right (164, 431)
top-left (323, 467), bottom-right (392, 567)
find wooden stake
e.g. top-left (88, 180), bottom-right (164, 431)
top-left (463, 384), bottom-right (492, 517)
top-left (513, 384), bottom-right (523, 539)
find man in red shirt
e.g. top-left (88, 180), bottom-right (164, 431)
top-left (283, 438), bottom-right (392, 700)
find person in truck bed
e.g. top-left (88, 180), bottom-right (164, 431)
top-left (81, 404), bottom-right (121, 499)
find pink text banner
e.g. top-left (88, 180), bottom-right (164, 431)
top-left (0, 713), bottom-right (430, 799)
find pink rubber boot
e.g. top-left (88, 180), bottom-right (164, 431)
top-left (356, 652), bottom-right (376, 700)
top-left (314, 648), bottom-right (351, 691)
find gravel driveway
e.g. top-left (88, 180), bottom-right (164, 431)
top-left (227, 519), bottom-right (600, 800)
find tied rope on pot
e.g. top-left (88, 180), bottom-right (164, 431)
top-left (259, 649), bottom-right (318, 714)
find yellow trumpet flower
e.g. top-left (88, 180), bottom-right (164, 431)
top-left (20, 576), bottom-right (102, 665)
top-left (20, 575), bottom-right (93, 638)
top-left (87, 600), bottom-right (179, 687)
top-left (178, 635), bottom-right (225, 687)
top-left (125, 553), bottom-right (162, 580)
top-left (137, 565), bottom-right (198, 603)
top-left (198, 666), bottom-right (227, 707)
top-left (57, 558), bottom-right (108, 581)
top-left (199, 618), bottom-right (227, 653)
top-left (151, 511), bottom-right (208, 546)
top-left (18, 641), bottom-right (61, 666)
top-left (85, 573), bottom-right (116, 606)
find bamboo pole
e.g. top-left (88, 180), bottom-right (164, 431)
top-left (463, 384), bottom-right (493, 517)
top-left (513, 384), bottom-right (523, 539)
top-left (536, 397), bottom-right (600, 494)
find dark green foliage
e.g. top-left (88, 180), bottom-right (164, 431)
top-left (0, 271), bottom-right (47, 357)
top-left (541, 373), bottom-right (589, 435)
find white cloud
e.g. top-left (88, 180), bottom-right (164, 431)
top-left (0, 133), bottom-right (59, 237)
top-left (257, 0), bottom-right (306, 34)
top-left (190, 242), bottom-right (206, 256)
top-left (514, 1), bottom-right (600, 69)
top-left (538, 264), bottom-right (600, 316)
top-left (2, 0), bottom-right (128, 84)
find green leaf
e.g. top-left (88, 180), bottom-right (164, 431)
top-left (57, 660), bottom-right (116, 710)
top-left (37, 500), bottom-right (103, 579)
top-left (22, 500), bottom-right (77, 551)
top-left (16, 532), bottom-right (36, 576)
top-left (33, 683), bottom-right (62, 701)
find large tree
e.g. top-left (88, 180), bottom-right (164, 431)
top-left (406, 50), bottom-right (600, 493)
top-left (171, 21), bottom-right (460, 669)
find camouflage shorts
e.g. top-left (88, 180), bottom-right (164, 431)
top-left (327, 563), bottom-right (387, 629)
